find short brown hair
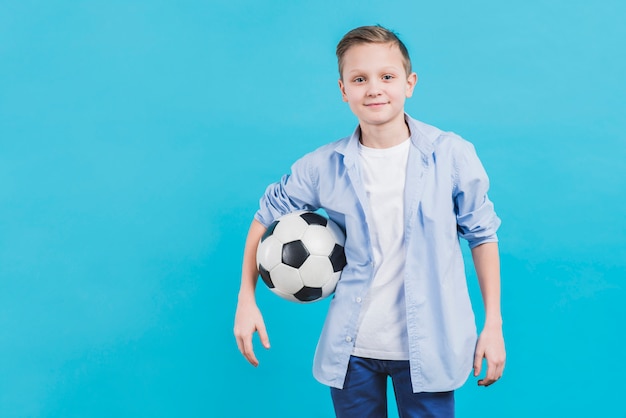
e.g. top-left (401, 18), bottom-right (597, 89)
top-left (336, 25), bottom-right (412, 79)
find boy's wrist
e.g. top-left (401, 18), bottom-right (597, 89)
top-left (482, 316), bottom-right (503, 330)
top-left (237, 285), bottom-right (258, 304)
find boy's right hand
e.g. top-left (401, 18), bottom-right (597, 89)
top-left (234, 299), bottom-right (270, 367)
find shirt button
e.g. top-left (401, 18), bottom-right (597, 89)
top-left (355, 297), bottom-right (362, 303)
top-left (345, 336), bottom-right (352, 343)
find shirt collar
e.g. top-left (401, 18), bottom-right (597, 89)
top-left (335, 114), bottom-right (441, 165)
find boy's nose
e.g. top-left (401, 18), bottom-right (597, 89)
top-left (366, 81), bottom-right (382, 96)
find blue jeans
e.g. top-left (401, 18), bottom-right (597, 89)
top-left (330, 356), bottom-right (455, 418)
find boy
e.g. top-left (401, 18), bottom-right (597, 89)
top-left (234, 25), bottom-right (505, 417)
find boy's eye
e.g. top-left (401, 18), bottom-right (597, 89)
top-left (353, 77), bottom-right (365, 83)
top-left (382, 74), bottom-right (393, 80)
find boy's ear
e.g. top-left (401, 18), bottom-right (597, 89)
top-left (405, 72), bottom-right (418, 98)
top-left (338, 79), bottom-right (348, 102)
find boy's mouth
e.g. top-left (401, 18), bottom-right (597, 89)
top-left (365, 102), bottom-right (388, 107)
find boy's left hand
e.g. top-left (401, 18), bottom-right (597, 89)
top-left (473, 325), bottom-right (506, 386)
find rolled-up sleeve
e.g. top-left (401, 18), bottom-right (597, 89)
top-left (254, 154), bottom-right (321, 227)
top-left (453, 140), bottom-right (501, 248)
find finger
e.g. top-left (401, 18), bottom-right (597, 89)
top-left (488, 357), bottom-right (506, 381)
top-left (486, 359), bottom-right (497, 382)
top-left (233, 327), bottom-right (250, 356)
top-left (241, 335), bottom-right (259, 367)
top-left (235, 326), bottom-right (259, 367)
top-left (478, 363), bottom-right (503, 387)
top-left (235, 334), bottom-right (244, 355)
top-left (479, 373), bottom-right (500, 386)
top-left (478, 377), bottom-right (495, 387)
top-left (493, 361), bottom-right (505, 381)
top-left (477, 368), bottom-right (497, 386)
top-left (257, 320), bottom-right (271, 349)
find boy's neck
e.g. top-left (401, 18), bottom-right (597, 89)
top-left (358, 118), bottom-right (411, 149)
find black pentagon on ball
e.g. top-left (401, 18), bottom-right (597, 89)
top-left (282, 240), bottom-right (310, 268)
top-left (299, 211), bottom-right (328, 227)
top-left (329, 244), bottom-right (347, 272)
top-left (258, 264), bottom-right (274, 289)
top-left (294, 286), bottom-right (323, 302)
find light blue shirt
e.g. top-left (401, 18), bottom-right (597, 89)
top-left (255, 114), bottom-right (501, 392)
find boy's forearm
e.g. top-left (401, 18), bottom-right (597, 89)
top-left (238, 219), bottom-right (267, 303)
top-left (234, 218), bottom-right (271, 367)
top-left (471, 242), bottom-right (502, 328)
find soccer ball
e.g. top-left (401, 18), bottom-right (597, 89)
top-left (256, 211), bottom-right (347, 303)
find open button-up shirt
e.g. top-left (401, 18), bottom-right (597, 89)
top-left (255, 114), bottom-right (501, 392)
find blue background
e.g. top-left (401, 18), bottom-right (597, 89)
top-left (1, 0), bottom-right (625, 417)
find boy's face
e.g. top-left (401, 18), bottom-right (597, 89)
top-left (338, 42), bottom-right (417, 132)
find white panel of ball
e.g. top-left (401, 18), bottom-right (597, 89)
top-left (272, 214), bottom-right (308, 242)
top-left (270, 264), bottom-right (305, 294)
top-left (302, 225), bottom-right (336, 255)
top-left (271, 287), bottom-right (300, 303)
top-left (256, 235), bottom-right (283, 270)
top-left (325, 220), bottom-right (346, 246)
top-left (321, 272), bottom-right (341, 298)
top-left (299, 255), bottom-right (334, 288)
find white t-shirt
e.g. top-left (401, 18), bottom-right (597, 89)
top-left (352, 138), bottom-right (410, 360)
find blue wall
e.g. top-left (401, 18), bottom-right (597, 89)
top-left (1, 1), bottom-right (624, 416)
